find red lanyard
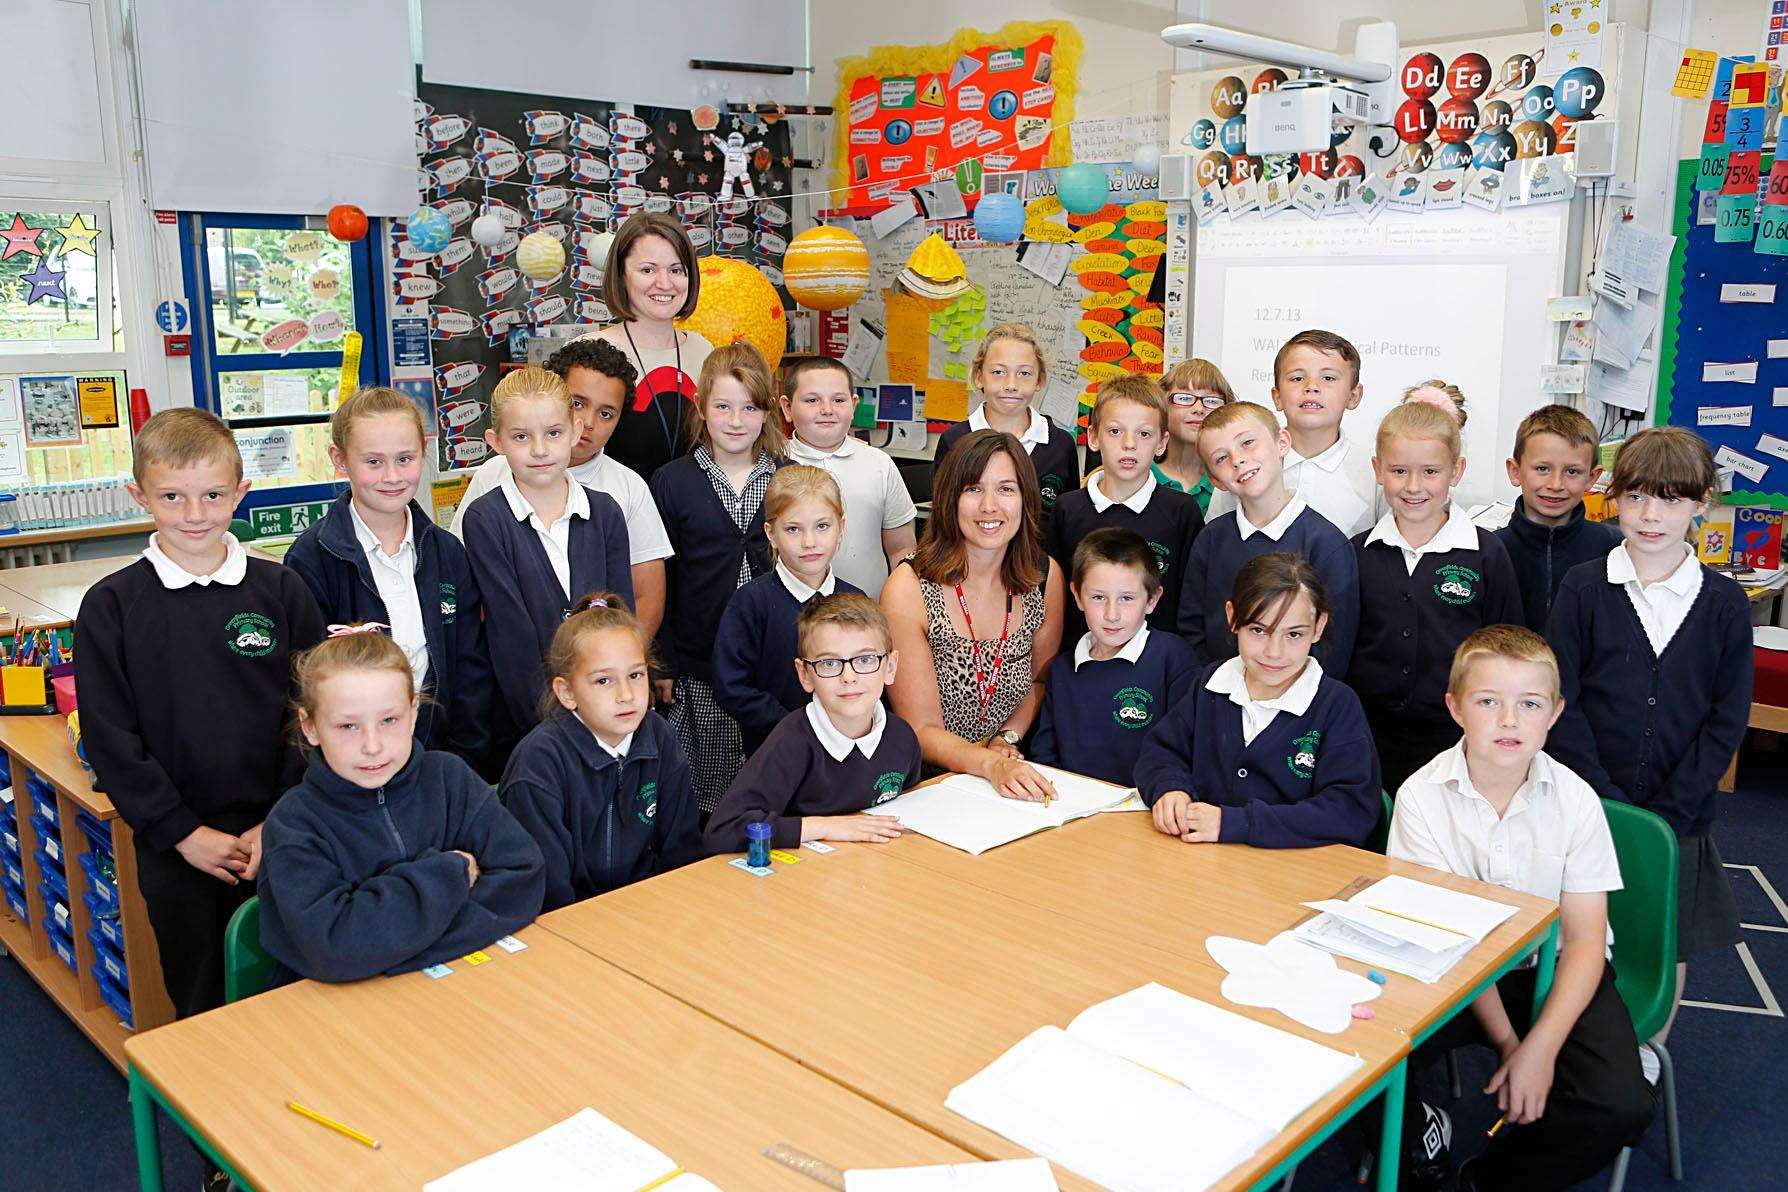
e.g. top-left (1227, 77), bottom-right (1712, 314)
top-left (955, 583), bottom-right (1013, 725)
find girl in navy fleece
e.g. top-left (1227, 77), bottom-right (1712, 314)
top-left (649, 343), bottom-right (787, 811)
top-left (1136, 552), bottom-right (1380, 848)
top-left (461, 366), bottom-right (632, 761)
top-left (713, 465), bottom-right (863, 758)
top-left (257, 628), bottom-right (544, 984)
top-left (286, 387), bottom-right (492, 771)
top-left (502, 592), bottom-right (702, 911)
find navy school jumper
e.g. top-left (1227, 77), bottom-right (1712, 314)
top-left (500, 709), bottom-right (702, 911)
top-left (285, 493), bottom-right (493, 769)
top-left (1031, 629), bottom-right (1200, 787)
top-left (648, 454), bottom-right (780, 684)
top-left (1133, 661), bottom-right (1381, 848)
top-left (459, 483), bottom-right (632, 748)
top-left (1045, 482), bottom-right (1205, 642)
top-left (1545, 558), bottom-right (1752, 838)
top-left (711, 570), bottom-right (865, 758)
top-left (257, 749), bottom-right (545, 984)
top-left (1495, 497), bottom-right (1623, 633)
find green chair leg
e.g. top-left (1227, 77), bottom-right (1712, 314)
top-left (1376, 1062), bottom-right (1406, 1192)
top-left (129, 1065), bottom-right (165, 1192)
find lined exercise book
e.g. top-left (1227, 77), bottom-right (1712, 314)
top-left (870, 765), bottom-right (1136, 855)
top-left (1292, 873), bottom-right (1520, 983)
top-left (945, 983), bottom-right (1363, 1192)
top-left (423, 1107), bottom-right (719, 1191)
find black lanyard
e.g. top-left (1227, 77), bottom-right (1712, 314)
top-left (623, 323), bottom-right (682, 458)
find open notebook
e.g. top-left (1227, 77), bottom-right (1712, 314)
top-left (424, 1107), bottom-right (719, 1192)
top-left (945, 983), bottom-right (1363, 1192)
top-left (871, 765), bottom-right (1136, 855)
top-left (1292, 873), bottom-right (1520, 983)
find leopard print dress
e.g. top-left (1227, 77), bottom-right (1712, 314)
top-left (918, 577), bottom-right (1047, 743)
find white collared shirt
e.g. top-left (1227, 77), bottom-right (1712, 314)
top-left (1389, 743), bottom-right (1621, 954)
top-left (776, 560), bottom-right (838, 603)
top-left (806, 698), bottom-right (887, 761)
top-left (1087, 469), bottom-right (1158, 515)
top-left (1365, 502), bottom-right (1480, 576)
top-left (143, 531), bottom-right (248, 589)
top-left (1283, 435), bottom-right (1376, 537)
top-left (968, 403), bottom-right (1052, 452)
top-left (1235, 492), bottom-right (1309, 542)
top-left (1204, 655), bottom-right (1325, 744)
top-left (498, 473), bottom-right (590, 600)
top-left (1073, 624), bottom-right (1151, 671)
top-left (449, 453), bottom-right (673, 566)
top-left (786, 433), bottom-right (916, 598)
top-left (348, 503), bottom-right (428, 692)
top-left (584, 718), bottom-right (633, 761)
top-left (1607, 542), bottom-right (1702, 657)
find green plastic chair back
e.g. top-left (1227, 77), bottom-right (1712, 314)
top-left (223, 895), bottom-right (273, 1004)
top-left (1366, 790), bottom-right (1394, 854)
top-left (1600, 798), bottom-right (1679, 1041)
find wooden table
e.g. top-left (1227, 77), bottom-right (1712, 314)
top-left (874, 813), bottom-right (1562, 1045)
top-left (125, 926), bottom-right (978, 1191)
top-left (540, 842), bottom-right (1415, 1192)
top-left (0, 555), bottom-right (138, 626)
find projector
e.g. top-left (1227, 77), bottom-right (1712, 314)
top-left (1246, 82), bottom-right (1370, 155)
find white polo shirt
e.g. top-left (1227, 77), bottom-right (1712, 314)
top-left (1235, 492), bottom-right (1309, 542)
top-left (786, 434), bottom-right (916, 598)
top-left (1209, 434), bottom-right (1376, 536)
top-left (450, 453), bottom-right (673, 566)
top-left (1087, 470), bottom-right (1158, 514)
top-left (1204, 655), bottom-right (1325, 744)
top-left (1364, 502), bottom-right (1480, 576)
top-left (1389, 743), bottom-right (1621, 954)
top-left (497, 472), bottom-right (590, 600)
top-left (348, 502), bottom-right (429, 692)
top-left (143, 532), bottom-right (247, 588)
top-left (968, 403), bottom-right (1052, 453)
top-left (1607, 542), bottom-right (1702, 657)
top-left (807, 697), bottom-right (888, 761)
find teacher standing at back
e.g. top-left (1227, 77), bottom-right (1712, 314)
top-left (590, 212), bottom-right (714, 481)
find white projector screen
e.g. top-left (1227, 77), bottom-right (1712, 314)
top-left (1191, 204), bottom-right (1570, 508)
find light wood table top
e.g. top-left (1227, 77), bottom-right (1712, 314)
top-left (124, 926), bottom-right (976, 1190)
top-left (875, 811), bottom-right (1561, 1043)
top-left (0, 555), bottom-right (139, 623)
top-left (541, 844), bottom-right (1410, 1192)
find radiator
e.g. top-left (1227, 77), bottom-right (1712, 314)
top-left (0, 541), bottom-right (76, 568)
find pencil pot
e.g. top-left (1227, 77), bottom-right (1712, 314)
top-left (51, 664), bottom-right (74, 714)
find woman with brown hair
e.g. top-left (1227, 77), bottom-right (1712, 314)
top-left (882, 429), bottom-right (1064, 800)
top-left (590, 211), bottom-right (714, 480)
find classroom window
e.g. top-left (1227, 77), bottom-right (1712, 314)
top-left (205, 226), bottom-right (355, 356)
top-left (0, 203), bottom-right (119, 355)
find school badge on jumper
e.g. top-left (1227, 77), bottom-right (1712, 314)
top-left (871, 771), bottom-right (907, 804)
top-left (439, 582), bottom-right (458, 623)
top-left (1287, 729), bottom-right (1322, 779)
top-left (1433, 563), bottom-right (1481, 605)
top-left (225, 612), bottom-right (277, 658)
top-left (1112, 685), bottom-right (1155, 729)
top-left (636, 781), bottom-right (658, 823)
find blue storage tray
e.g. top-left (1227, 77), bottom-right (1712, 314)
top-left (1, 852), bottom-right (21, 889)
top-left (86, 926), bottom-right (128, 991)
top-left (29, 812), bottom-right (61, 866)
top-left (38, 879), bottom-right (69, 933)
top-left (46, 922), bottom-right (76, 975)
top-left (75, 810), bottom-right (111, 859)
top-left (2, 876), bottom-right (26, 924)
top-left (34, 848), bottom-right (67, 903)
top-left (27, 781), bottom-right (58, 826)
top-left (2, 824), bottom-right (18, 860)
top-left (96, 968), bottom-right (133, 1030)
top-left (79, 849), bottom-right (117, 910)
top-left (84, 888), bottom-right (122, 951)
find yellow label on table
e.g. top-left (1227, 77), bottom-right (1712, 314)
top-left (461, 950), bottom-right (491, 966)
top-left (768, 849), bottom-right (803, 865)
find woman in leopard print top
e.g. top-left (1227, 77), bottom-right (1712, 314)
top-left (882, 430), bottom-right (1063, 802)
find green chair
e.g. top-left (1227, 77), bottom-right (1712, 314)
top-left (223, 895), bottom-right (274, 1004)
top-left (1366, 789), bottom-right (1394, 854)
top-left (1601, 798), bottom-right (1682, 1190)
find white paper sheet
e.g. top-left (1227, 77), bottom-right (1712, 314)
top-left (1354, 874), bottom-right (1518, 942)
top-left (1600, 222), bottom-right (1674, 294)
top-left (1592, 292), bottom-right (1661, 369)
top-left (871, 767), bottom-right (1134, 855)
top-left (845, 1159), bottom-right (1056, 1192)
top-left (424, 1108), bottom-right (703, 1192)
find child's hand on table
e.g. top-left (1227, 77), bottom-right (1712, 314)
top-left (804, 814), bottom-right (903, 843)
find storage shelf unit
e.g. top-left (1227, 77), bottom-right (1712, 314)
top-left (0, 715), bottom-right (172, 1070)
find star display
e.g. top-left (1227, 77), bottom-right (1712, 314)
top-left (1, 215), bottom-right (43, 261)
top-left (55, 213), bottom-right (101, 256)
top-left (21, 257), bottom-right (67, 305)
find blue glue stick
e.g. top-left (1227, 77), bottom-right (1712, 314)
top-left (1368, 969), bottom-right (1388, 985)
top-left (746, 821), bottom-right (772, 868)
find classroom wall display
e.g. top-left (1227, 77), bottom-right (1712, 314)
top-left (396, 78), bottom-right (793, 471)
top-left (1659, 157), bottom-right (1788, 509)
top-left (1169, 30), bottom-right (1622, 223)
top-left (829, 21), bottom-right (1082, 214)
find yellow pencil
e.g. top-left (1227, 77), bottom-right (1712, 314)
top-left (1486, 1115), bottom-right (1506, 1137)
top-left (286, 1101), bottom-right (381, 1150)
top-left (632, 1169), bottom-right (686, 1192)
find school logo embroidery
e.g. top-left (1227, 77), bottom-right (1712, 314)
top-left (1149, 541), bottom-right (1171, 575)
top-left (1287, 730), bottom-right (1321, 779)
top-left (1433, 563), bottom-right (1481, 605)
top-left (636, 781), bottom-right (658, 823)
top-left (225, 612), bottom-right (276, 657)
top-left (1112, 685), bottom-right (1155, 729)
top-left (871, 771), bottom-right (906, 805)
top-left (1040, 473), bottom-right (1065, 509)
top-left (439, 582), bottom-right (457, 623)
